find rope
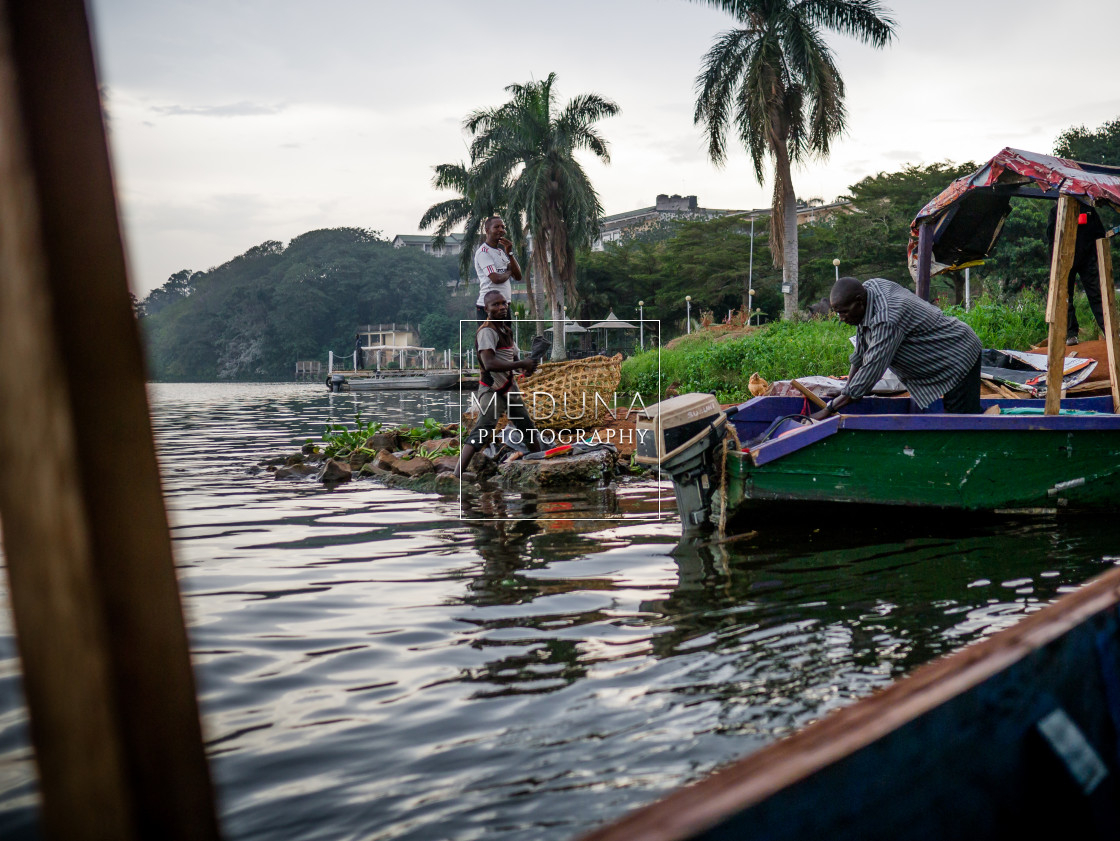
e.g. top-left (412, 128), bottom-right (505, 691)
top-left (718, 422), bottom-right (742, 537)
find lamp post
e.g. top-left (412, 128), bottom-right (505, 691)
top-left (685, 295), bottom-right (692, 334)
top-left (833, 257), bottom-right (840, 283)
top-left (638, 300), bottom-right (644, 350)
top-left (748, 215), bottom-right (756, 325)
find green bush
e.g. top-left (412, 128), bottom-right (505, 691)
top-left (622, 290), bottom-right (1082, 404)
top-left (621, 318), bottom-right (855, 403)
top-left (945, 292), bottom-right (1047, 350)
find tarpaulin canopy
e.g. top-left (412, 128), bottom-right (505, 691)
top-left (907, 148), bottom-right (1120, 279)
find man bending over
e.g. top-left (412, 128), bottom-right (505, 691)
top-left (812, 276), bottom-right (982, 419)
top-left (455, 290), bottom-right (543, 477)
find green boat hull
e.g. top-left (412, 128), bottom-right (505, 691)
top-left (716, 399), bottom-right (1120, 520)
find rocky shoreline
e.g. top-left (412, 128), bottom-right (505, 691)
top-left (257, 421), bottom-right (648, 495)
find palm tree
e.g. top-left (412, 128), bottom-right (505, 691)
top-left (419, 161), bottom-right (534, 313)
top-left (465, 73), bottom-right (619, 359)
top-left (693, 0), bottom-right (896, 319)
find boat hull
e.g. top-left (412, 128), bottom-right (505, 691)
top-left (343, 371), bottom-right (462, 391)
top-left (716, 395), bottom-right (1120, 518)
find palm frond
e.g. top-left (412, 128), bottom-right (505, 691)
top-left (694, 26), bottom-right (759, 166)
top-left (797, 0), bottom-right (897, 47)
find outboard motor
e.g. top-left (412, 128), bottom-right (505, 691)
top-left (328, 373), bottom-right (347, 393)
top-left (635, 394), bottom-right (732, 532)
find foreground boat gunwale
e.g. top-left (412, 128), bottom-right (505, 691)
top-left (578, 561), bottom-right (1120, 841)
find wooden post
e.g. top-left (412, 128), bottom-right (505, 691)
top-left (916, 222), bottom-right (933, 301)
top-left (0, 1), bottom-right (220, 839)
top-left (1098, 237), bottom-right (1120, 412)
top-left (1044, 196), bottom-right (1079, 415)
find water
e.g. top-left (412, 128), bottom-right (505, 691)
top-left (1, 382), bottom-right (1118, 840)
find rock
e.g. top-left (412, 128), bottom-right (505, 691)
top-left (440, 425), bottom-right (460, 438)
top-left (392, 456), bottom-right (434, 478)
top-left (375, 449), bottom-right (400, 472)
top-left (366, 432), bottom-right (401, 452)
top-left (301, 442), bottom-right (321, 457)
top-left (432, 456), bottom-right (460, 473)
top-left (259, 454), bottom-right (291, 467)
top-left (359, 462), bottom-right (390, 478)
top-left (349, 448), bottom-right (375, 470)
top-left (284, 454), bottom-right (305, 466)
top-left (275, 463), bottom-right (318, 479)
top-left (497, 448), bottom-right (616, 489)
top-left (317, 458), bottom-right (352, 483)
top-left (419, 437), bottom-right (459, 455)
top-left (472, 450), bottom-right (498, 480)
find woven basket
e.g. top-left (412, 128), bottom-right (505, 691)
top-left (462, 354), bottom-right (623, 432)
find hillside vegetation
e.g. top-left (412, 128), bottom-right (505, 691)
top-left (140, 228), bottom-right (469, 381)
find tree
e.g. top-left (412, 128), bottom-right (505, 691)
top-left (418, 161), bottom-right (527, 306)
top-left (1055, 116), bottom-right (1120, 166)
top-left (418, 311), bottom-right (458, 351)
top-left (465, 73), bottom-right (619, 359)
top-left (692, 0), bottom-right (896, 319)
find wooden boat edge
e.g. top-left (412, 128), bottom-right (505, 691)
top-left (577, 561), bottom-right (1120, 841)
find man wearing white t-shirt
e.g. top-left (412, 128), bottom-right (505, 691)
top-left (473, 215), bottom-right (522, 322)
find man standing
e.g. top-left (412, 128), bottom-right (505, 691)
top-left (1046, 201), bottom-right (1107, 345)
top-left (812, 277), bottom-right (982, 419)
top-left (473, 215), bottom-right (522, 323)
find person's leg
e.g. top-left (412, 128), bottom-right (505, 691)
top-left (505, 388), bottom-right (544, 453)
top-left (1075, 253), bottom-right (1107, 335)
top-left (455, 390), bottom-right (500, 476)
top-left (1066, 268), bottom-right (1081, 343)
top-left (941, 353), bottom-right (982, 414)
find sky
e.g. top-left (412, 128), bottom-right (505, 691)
top-left (87, 0), bottom-right (1120, 296)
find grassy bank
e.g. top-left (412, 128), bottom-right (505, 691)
top-left (621, 294), bottom-right (1061, 403)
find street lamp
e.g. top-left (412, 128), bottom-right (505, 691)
top-left (638, 300), bottom-right (644, 350)
top-left (748, 216), bottom-right (755, 324)
top-left (833, 257), bottom-right (840, 283)
top-left (685, 295), bottom-right (692, 334)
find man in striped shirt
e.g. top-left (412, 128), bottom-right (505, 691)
top-left (811, 277), bottom-right (982, 419)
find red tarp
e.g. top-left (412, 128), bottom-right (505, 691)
top-left (907, 148), bottom-right (1120, 279)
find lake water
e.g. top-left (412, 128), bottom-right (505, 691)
top-left (1, 382), bottom-right (1118, 840)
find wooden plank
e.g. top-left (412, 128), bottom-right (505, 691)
top-left (789, 379), bottom-right (828, 409)
top-left (1045, 195), bottom-right (1079, 414)
top-left (0, 2), bottom-right (220, 839)
top-left (748, 416), bottom-right (839, 466)
top-left (916, 222), bottom-right (933, 301)
top-left (1096, 237), bottom-right (1120, 411)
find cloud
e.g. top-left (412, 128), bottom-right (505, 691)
top-left (150, 101), bottom-right (287, 118)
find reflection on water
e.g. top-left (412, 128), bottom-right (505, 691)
top-left (0, 383), bottom-right (1117, 840)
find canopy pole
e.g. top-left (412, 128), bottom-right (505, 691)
top-left (1045, 195), bottom-right (1079, 415)
top-left (1096, 236), bottom-right (1120, 412)
top-left (0, 1), bottom-right (220, 838)
top-left (916, 222), bottom-right (932, 301)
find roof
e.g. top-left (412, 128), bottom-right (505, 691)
top-left (588, 310), bottom-right (638, 329)
top-left (907, 148), bottom-right (1120, 277)
top-left (392, 233), bottom-right (466, 245)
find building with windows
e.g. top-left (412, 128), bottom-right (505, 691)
top-left (593, 194), bottom-right (850, 250)
top-left (391, 233), bottom-right (467, 257)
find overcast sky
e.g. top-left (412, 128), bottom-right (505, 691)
top-left (88, 0), bottom-right (1120, 296)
